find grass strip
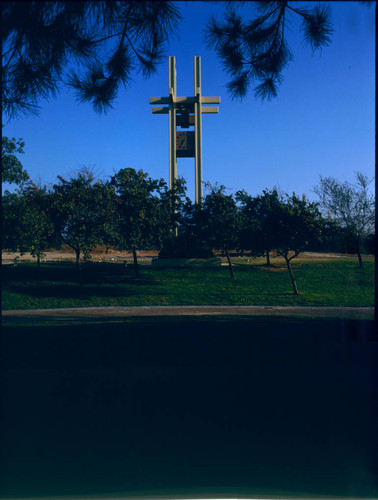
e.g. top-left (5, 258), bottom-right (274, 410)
top-left (2, 258), bottom-right (374, 310)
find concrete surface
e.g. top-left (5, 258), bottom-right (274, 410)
top-left (2, 305), bottom-right (374, 320)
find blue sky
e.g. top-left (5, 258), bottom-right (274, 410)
top-left (3, 1), bottom-right (375, 201)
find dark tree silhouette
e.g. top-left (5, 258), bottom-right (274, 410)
top-left (51, 169), bottom-right (114, 270)
top-left (110, 168), bottom-right (183, 277)
top-left (2, 181), bottom-right (54, 266)
top-left (236, 187), bottom-right (283, 266)
top-left (204, 1), bottom-right (333, 100)
top-left (202, 183), bottom-right (240, 280)
top-left (2, 1), bottom-right (336, 119)
top-left (271, 193), bottom-right (325, 295)
top-left (1, 1), bottom-right (181, 119)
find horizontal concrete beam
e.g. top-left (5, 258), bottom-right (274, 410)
top-left (152, 107), bottom-right (169, 114)
top-left (201, 107), bottom-right (219, 113)
top-left (201, 96), bottom-right (221, 104)
top-left (150, 96), bottom-right (221, 105)
top-left (150, 97), bottom-right (171, 104)
top-left (152, 106), bottom-right (219, 114)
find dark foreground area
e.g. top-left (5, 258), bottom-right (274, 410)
top-left (1, 316), bottom-right (377, 498)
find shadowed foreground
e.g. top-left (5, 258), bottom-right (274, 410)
top-left (1, 316), bottom-right (377, 498)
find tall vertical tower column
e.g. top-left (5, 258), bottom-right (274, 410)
top-left (150, 57), bottom-right (220, 204)
top-left (168, 56), bottom-right (177, 191)
top-left (194, 56), bottom-right (202, 205)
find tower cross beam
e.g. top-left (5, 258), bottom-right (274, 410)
top-left (149, 96), bottom-right (220, 105)
top-left (152, 106), bottom-right (219, 114)
top-left (149, 56), bottom-right (221, 204)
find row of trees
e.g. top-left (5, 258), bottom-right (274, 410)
top-left (2, 165), bottom-right (374, 294)
top-left (3, 168), bottom-right (182, 274)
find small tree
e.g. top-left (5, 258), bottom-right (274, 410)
top-left (154, 177), bottom-right (187, 251)
top-left (96, 180), bottom-right (119, 254)
top-left (202, 184), bottom-right (240, 280)
top-left (2, 190), bottom-right (29, 256)
top-left (20, 182), bottom-right (55, 267)
top-left (159, 194), bottom-right (214, 259)
top-left (236, 188), bottom-right (283, 266)
top-left (314, 172), bottom-right (375, 267)
top-left (51, 170), bottom-right (110, 269)
top-left (273, 193), bottom-right (326, 294)
top-left (111, 168), bottom-right (169, 277)
top-left (2, 181), bottom-right (54, 266)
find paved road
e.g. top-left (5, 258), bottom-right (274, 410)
top-left (2, 305), bottom-right (374, 320)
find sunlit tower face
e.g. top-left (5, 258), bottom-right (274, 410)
top-left (150, 56), bottom-right (220, 204)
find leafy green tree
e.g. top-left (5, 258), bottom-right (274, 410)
top-left (111, 168), bottom-right (177, 277)
top-left (51, 170), bottom-right (111, 269)
top-left (2, 190), bottom-right (27, 254)
top-left (273, 193), bottom-right (326, 294)
top-left (2, 181), bottom-right (54, 266)
top-left (154, 176), bottom-right (187, 250)
top-left (19, 182), bottom-right (55, 266)
top-left (236, 187), bottom-right (283, 266)
top-left (205, 1), bottom-right (333, 100)
top-left (96, 180), bottom-right (119, 254)
top-left (159, 194), bottom-right (214, 259)
top-left (314, 172), bottom-right (375, 267)
top-left (2, 1), bottom-right (181, 119)
top-left (1, 135), bottom-right (29, 185)
top-left (202, 184), bottom-right (240, 279)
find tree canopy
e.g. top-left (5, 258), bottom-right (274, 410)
top-left (1, 1), bottom-right (335, 120)
top-left (205, 1), bottom-right (333, 100)
top-left (1, 135), bottom-right (29, 185)
top-left (2, 181), bottom-right (54, 265)
top-left (269, 192), bottom-right (325, 294)
top-left (50, 169), bottom-right (113, 268)
top-left (2, 1), bottom-right (181, 119)
top-left (3, 164), bottom-right (374, 295)
top-left (202, 183), bottom-right (240, 279)
top-left (236, 187), bottom-right (283, 266)
top-left (110, 167), bottom-right (179, 276)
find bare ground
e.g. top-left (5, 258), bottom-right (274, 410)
top-left (1, 246), bottom-right (372, 265)
top-left (1, 246), bottom-right (156, 264)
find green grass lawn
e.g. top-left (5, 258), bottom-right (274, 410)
top-left (2, 258), bottom-right (374, 309)
top-left (2, 316), bottom-right (377, 498)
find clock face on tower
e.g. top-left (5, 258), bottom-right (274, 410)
top-left (176, 131), bottom-right (195, 157)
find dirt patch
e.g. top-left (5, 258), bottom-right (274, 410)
top-left (1, 246), bottom-right (158, 264)
top-left (297, 252), bottom-right (363, 259)
top-left (1, 247), bottom-right (372, 265)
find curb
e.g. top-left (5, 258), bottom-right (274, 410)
top-left (2, 305), bottom-right (375, 320)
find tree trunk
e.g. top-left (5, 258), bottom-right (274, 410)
top-left (225, 249), bottom-right (235, 280)
top-left (356, 238), bottom-right (363, 268)
top-left (74, 248), bottom-right (84, 286)
top-left (132, 247), bottom-right (139, 277)
top-left (357, 250), bottom-right (363, 268)
top-left (266, 250), bottom-right (271, 267)
top-left (37, 254), bottom-right (40, 268)
top-left (75, 248), bottom-right (81, 270)
top-left (284, 256), bottom-right (299, 295)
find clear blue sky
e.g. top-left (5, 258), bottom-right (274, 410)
top-left (3, 1), bottom-right (375, 201)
